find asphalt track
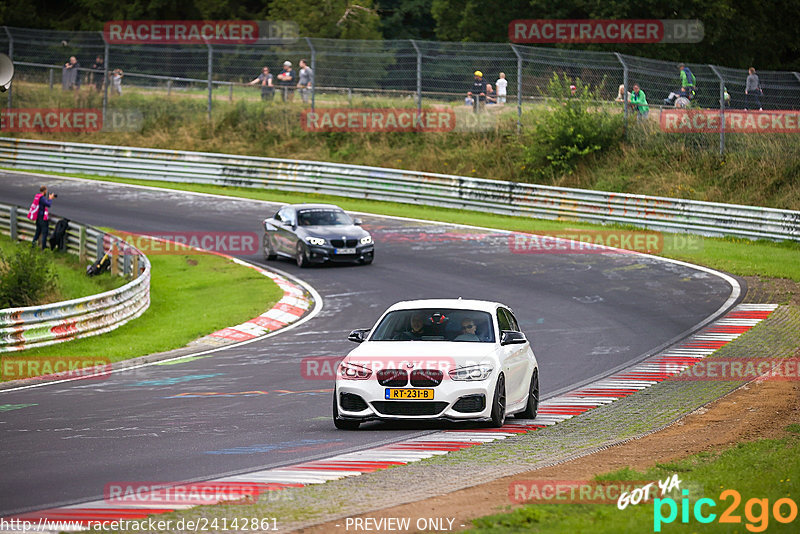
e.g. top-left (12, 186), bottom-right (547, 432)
top-left (0, 172), bottom-right (739, 515)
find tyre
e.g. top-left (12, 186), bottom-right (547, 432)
top-left (263, 234), bottom-right (277, 261)
top-left (295, 241), bottom-right (308, 268)
top-left (333, 392), bottom-right (360, 430)
top-left (489, 374), bottom-right (506, 428)
top-left (517, 369), bottom-right (539, 419)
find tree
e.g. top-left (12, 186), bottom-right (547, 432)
top-left (268, 0), bottom-right (383, 39)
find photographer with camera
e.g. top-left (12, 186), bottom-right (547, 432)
top-left (28, 185), bottom-right (56, 250)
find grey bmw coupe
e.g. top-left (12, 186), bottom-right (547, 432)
top-left (262, 204), bottom-right (374, 267)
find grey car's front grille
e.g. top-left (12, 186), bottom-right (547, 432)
top-left (331, 238), bottom-right (359, 248)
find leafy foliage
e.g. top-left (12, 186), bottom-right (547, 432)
top-left (0, 245), bottom-right (59, 308)
top-left (518, 74), bottom-right (624, 180)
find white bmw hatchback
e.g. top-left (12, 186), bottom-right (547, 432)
top-left (333, 299), bottom-right (539, 429)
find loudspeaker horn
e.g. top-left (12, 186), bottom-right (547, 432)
top-left (0, 54), bottom-right (14, 92)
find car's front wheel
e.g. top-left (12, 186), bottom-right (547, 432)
top-left (333, 392), bottom-right (360, 430)
top-left (517, 369), bottom-right (539, 419)
top-left (295, 241), bottom-right (309, 268)
top-left (489, 374), bottom-right (506, 428)
top-left (263, 234), bottom-right (277, 261)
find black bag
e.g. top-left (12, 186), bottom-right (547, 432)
top-left (86, 253), bottom-right (111, 277)
top-left (49, 218), bottom-right (70, 251)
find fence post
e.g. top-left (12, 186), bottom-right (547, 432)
top-left (132, 254), bottom-right (139, 279)
top-left (49, 68), bottom-right (54, 89)
top-left (614, 53), bottom-right (629, 139)
top-left (96, 234), bottom-right (104, 262)
top-left (229, 83), bottom-right (233, 102)
top-left (306, 37), bottom-right (316, 112)
top-left (123, 250), bottom-right (131, 277)
top-left (99, 31), bottom-right (109, 128)
top-left (410, 40), bottom-right (422, 120)
top-left (110, 243), bottom-right (118, 276)
top-left (709, 64), bottom-right (725, 155)
top-left (510, 44), bottom-right (523, 133)
top-left (79, 225), bottom-right (87, 263)
top-left (167, 79), bottom-right (172, 96)
top-left (206, 42), bottom-right (213, 122)
top-left (4, 27), bottom-right (13, 110)
top-left (9, 205), bottom-right (17, 240)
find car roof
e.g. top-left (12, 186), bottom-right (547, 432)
top-left (286, 203), bottom-right (344, 211)
top-left (384, 299), bottom-right (506, 314)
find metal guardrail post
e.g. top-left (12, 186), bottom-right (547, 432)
top-left (307, 37), bottom-right (317, 112)
top-left (709, 64), bottom-right (725, 155)
top-left (510, 44), bottom-right (523, 133)
top-left (9, 205), bottom-right (17, 240)
top-left (4, 27), bottom-right (13, 110)
top-left (410, 40), bottom-right (422, 120)
top-left (206, 42), bottom-right (213, 122)
top-left (79, 225), bottom-right (86, 263)
top-left (95, 234), bottom-right (104, 262)
top-left (123, 251), bottom-right (131, 276)
top-left (100, 31), bottom-right (109, 126)
top-left (614, 53), bottom-right (628, 139)
top-left (132, 254), bottom-right (139, 279)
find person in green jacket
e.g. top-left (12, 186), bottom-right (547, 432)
top-left (628, 83), bottom-right (649, 119)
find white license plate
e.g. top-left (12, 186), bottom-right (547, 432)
top-left (335, 248), bottom-right (356, 254)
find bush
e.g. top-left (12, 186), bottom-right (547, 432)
top-left (0, 245), bottom-right (59, 308)
top-left (518, 74), bottom-right (625, 181)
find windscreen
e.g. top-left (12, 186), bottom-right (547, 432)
top-left (370, 309), bottom-right (495, 342)
top-left (297, 209), bottom-right (352, 226)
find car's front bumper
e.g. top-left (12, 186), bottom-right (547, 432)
top-left (335, 374), bottom-right (497, 422)
top-left (306, 244), bottom-right (374, 264)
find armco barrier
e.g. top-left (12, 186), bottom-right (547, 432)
top-left (0, 201), bottom-right (150, 352)
top-left (0, 137), bottom-right (799, 241)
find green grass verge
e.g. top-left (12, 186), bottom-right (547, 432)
top-left (470, 425), bottom-right (800, 533)
top-left (5, 235), bottom-right (284, 368)
top-left (0, 232), bottom-right (126, 303)
top-left (9, 168), bottom-right (800, 283)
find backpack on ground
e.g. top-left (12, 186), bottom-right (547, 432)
top-left (49, 218), bottom-right (70, 251)
top-left (86, 253), bottom-right (111, 277)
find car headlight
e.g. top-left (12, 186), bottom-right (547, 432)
top-left (448, 364), bottom-right (493, 381)
top-left (306, 236), bottom-right (326, 246)
top-left (339, 362), bottom-right (372, 380)
top-left (360, 235), bottom-right (373, 245)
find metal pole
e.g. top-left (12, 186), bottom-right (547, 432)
top-left (306, 37), bottom-right (316, 112)
top-left (615, 53), bottom-right (629, 139)
top-left (410, 40), bottom-right (422, 120)
top-left (511, 44), bottom-right (523, 133)
top-left (99, 31), bottom-right (109, 129)
top-left (206, 43), bottom-right (213, 122)
top-left (709, 64), bottom-right (725, 155)
top-left (49, 68), bottom-right (53, 89)
top-left (9, 206), bottom-right (17, 241)
top-left (5, 27), bottom-right (13, 110)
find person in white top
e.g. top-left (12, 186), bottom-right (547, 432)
top-left (495, 72), bottom-right (507, 104)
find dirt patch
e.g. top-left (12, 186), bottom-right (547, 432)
top-left (743, 275), bottom-right (800, 307)
top-left (294, 367), bottom-right (800, 534)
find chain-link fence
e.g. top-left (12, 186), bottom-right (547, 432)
top-left (3, 26), bottom-right (800, 152)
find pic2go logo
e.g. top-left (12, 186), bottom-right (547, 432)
top-left (653, 489), bottom-right (798, 532)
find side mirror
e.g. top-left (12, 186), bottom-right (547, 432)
top-left (263, 220), bottom-right (271, 231)
top-left (353, 218), bottom-right (363, 226)
top-left (500, 330), bottom-right (527, 346)
top-left (348, 329), bottom-right (370, 343)
top-left (291, 222), bottom-right (297, 230)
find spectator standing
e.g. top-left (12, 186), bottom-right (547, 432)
top-left (745, 67), bottom-right (763, 110)
top-left (62, 56), bottom-right (80, 90)
top-left (297, 59), bottom-right (313, 104)
top-left (467, 70), bottom-right (487, 112)
top-left (30, 186), bottom-right (54, 250)
top-left (277, 61), bottom-right (296, 102)
top-left (628, 83), bottom-right (649, 120)
top-left (249, 66), bottom-right (274, 101)
top-left (91, 55), bottom-right (104, 92)
top-left (109, 68), bottom-right (123, 96)
top-left (495, 73), bottom-right (507, 104)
